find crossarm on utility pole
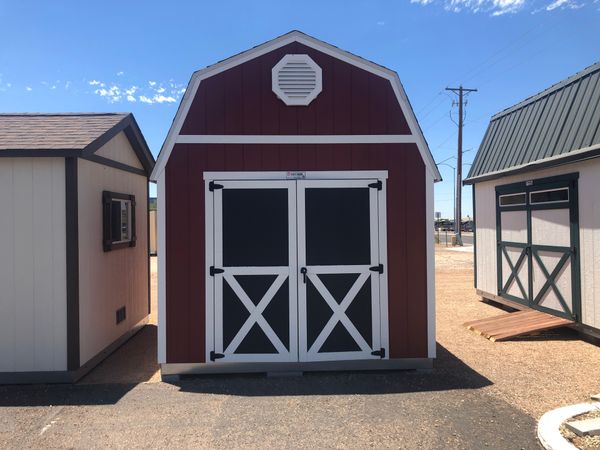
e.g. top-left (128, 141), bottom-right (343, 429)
top-left (445, 85), bottom-right (477, 246)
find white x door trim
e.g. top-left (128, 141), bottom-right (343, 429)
top-left (297, 179), bottom-right (384, 362)
top-left (210, 180), bottom-right (298, 363)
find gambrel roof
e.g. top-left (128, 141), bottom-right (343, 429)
top-left (466, 61), bottom-right (600, 184)
top-left (151, 30), bottom-right (441, 182)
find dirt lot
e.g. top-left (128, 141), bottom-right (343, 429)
top-left (0, 247), bottom-right (598, 448)
top-left (435, 246), bottom-right (600, 419)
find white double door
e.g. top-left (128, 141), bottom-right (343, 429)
top-left (208, 178), bottom-right (386, 363)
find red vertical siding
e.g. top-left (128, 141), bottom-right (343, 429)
top-left (165, 143), bottom-right (428, 363)
top-left (179, 43), bottom-right (411, 136)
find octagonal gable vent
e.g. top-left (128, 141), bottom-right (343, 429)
top-left (272, 54), bottom-right (322, 106)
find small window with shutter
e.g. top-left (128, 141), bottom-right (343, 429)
top-left (103, 191), bottom-right (136, 252)
top-left (272, 54), bottom-right (322, 106)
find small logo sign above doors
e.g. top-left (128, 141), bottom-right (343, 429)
top-left (286, 171), bottom-right (306, 179)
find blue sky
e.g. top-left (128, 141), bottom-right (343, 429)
top-left (1, 1), bottom-right (598, 216)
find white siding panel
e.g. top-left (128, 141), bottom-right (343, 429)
top-left (0, 161), bottom-right (16, 371)
top-left (94, 131), bottom-right (144, 169)
top-left (475, 183), bottom-right (497, 295)
top-left (531, 209), bottom-right (570, 247)
top-left (77, 157), bottom-right (149, 366)
top-left (0, 158), bottom-right (67, 372)
top-left (13, 159), bottom-right (35, 370)
top-left (475, 158), bottom-right (600, 329)
top-left (500, 211), bottom-right (527, 243)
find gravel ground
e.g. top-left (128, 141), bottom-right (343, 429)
top-left (0, 249), bottom-right (598, 448)
top-left (435, 246), bottom-right (600, 419)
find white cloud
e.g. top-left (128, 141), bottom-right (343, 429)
top-left (89, 80), bottom-right (105, 86)
top-left (94, 85), bottom-right (121, 102)
top-left (377, 20), bottom-right (386, 25)
top-left (6, 83), bottom-right (11, 88)
top-left (26, 86), bottom-right (32, 91)
top-left (126, 95), bottom-right (136, 102)
top-left (125, 86), bottom-right (138, 95)
top-left (156, 87), bottom-right (166, 93)
top-left (545, 0), bottom-right (582, 9)
top-left (408, 0), bottom-right (583, 14)
top-left (65, 81), bottom-right (71, 89)
top-left (153, 95), bottom-right (176, 103)
top-left (138, 93), bottom-right (177, 104)
top-left (117, 71), bottom-right (124, 76)
top-left (148, 81), bottom-right (157, 86)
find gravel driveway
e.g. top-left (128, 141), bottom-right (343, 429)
top-left (0, 249), bottom-right (598, 449)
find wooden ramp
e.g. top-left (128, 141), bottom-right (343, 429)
top-left (463, 310), bottom-right (573, 342)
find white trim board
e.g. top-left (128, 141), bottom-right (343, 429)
top-left (157, 171), bottom-right (167, 364)
top-left (150, 30), bottom-right (441, 183)
top-left (203, 170), bottom-right (388, 181)
top-left (176, 135), bottom-right (418, 145)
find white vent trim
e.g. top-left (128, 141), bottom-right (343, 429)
top-left (272, 54), bottom-right (322, 106)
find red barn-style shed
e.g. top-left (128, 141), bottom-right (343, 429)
top-left (151, 31), bottom-right (441, 377)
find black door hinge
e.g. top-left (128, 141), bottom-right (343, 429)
top-left (368, 180), bottom-right (382, 191)
top-left (210, 351), bottom-right (225, 361)
top-left (371, 348), bottom-right (385, 358)
top-left (209, 181), bottom-right (223, 191)
top-left (369, 264), bottom-right (384, 274)
top-left (209, 266), bottom-right (224, 276)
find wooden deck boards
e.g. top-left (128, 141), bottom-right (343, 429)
top-left (464, 310), bottom-right (573, 341)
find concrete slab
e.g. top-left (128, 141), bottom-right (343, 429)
top-left (565, 418), bottom-right (600, 437)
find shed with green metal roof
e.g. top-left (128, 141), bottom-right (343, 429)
top-left (465, 61), bottom-right (600, 336)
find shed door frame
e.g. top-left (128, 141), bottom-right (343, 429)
top-left (212, 180), bottom-right (298, 363)
top-left (297, 179), bottom-right (383, 362)
top-left (496, 172), bottom-right (581, 321)
top-left (204, 170), bottom-right (389, 364)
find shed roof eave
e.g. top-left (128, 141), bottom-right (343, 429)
top-left (463, 142), bottom-right (600, 185)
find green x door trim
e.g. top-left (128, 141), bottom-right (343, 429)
top-left (495, 172), bottom-right (581, 322)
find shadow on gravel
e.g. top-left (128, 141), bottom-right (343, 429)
top-left (0, 383), bottom-right (136, 407)
top-left (171, 343), bottom-right (493, 397)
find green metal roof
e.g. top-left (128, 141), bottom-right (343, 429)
top-left (465, 61), bottom-right (600, 184)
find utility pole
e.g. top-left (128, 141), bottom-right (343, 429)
top-left (445, 85), bottom-right (477, 246)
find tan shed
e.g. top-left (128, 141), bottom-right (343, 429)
top-left (0, 113), bottom-right (155, 383)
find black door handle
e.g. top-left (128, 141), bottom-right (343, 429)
top-left (300, 267), bottom-right (307, 284)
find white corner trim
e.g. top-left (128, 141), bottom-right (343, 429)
top-left (176, 135), bottom-right (417, 145)
top-left (150, 31), bottom-right (441, 182)
top-left (157, 171), bottom-right (167, 364)
top-left (426, 168), bottom-right (436, 358)
top-left (203, 170), bottom-right (388, 181)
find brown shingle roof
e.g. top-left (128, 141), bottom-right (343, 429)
top-left (0, 113), bottom-right (129, 150)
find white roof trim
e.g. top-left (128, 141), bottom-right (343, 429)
top-left (176, 135), bottom-right (418, 144)
top-left (150, 30), bottom-right (441, 182)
